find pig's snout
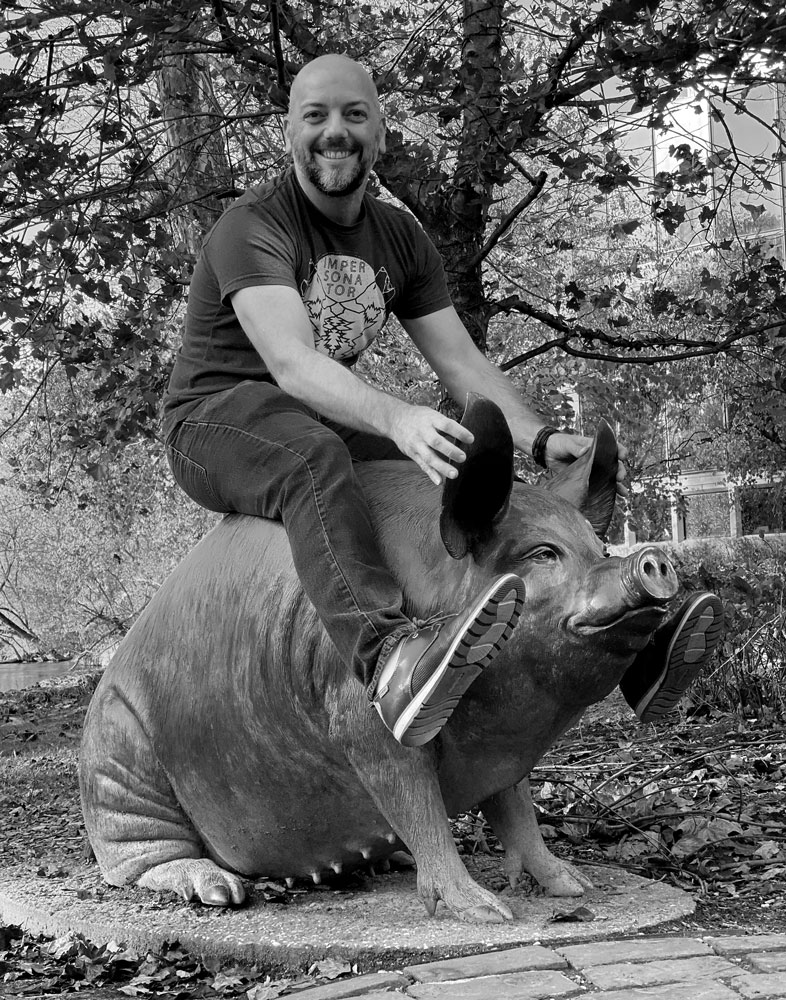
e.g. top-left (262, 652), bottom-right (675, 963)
top-left (621, 545), bottom-right (679, 606)
top-left (571, 545), bottom-right (679, 639)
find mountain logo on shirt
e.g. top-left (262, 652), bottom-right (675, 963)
top-left (301, 254), bottom-right (394, 359)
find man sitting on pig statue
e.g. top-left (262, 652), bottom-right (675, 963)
top-left (162, 54), bottom-right (723, 749)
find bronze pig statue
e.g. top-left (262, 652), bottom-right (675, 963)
top-left (80, 396), bottom-right (678, 923)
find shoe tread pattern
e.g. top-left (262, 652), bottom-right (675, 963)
top-left (641, 595), bottom-right (723, 720)
top-left (401, 582), bottom-right (524, 745)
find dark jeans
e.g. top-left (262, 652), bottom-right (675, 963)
top-left (165, 381), bottom-right (413, 693)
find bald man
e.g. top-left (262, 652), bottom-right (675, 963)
top-left (163, 55), bottom-right (723, 745)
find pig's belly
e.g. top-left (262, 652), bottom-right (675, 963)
top-left (159, 727), bottom-right (402, 879)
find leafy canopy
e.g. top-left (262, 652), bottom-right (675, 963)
top-left (1, 0), bottom-right (785, 472)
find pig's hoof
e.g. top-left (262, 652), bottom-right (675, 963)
top-left (543, 863), bottom-right (593, 898)
top-left (189, 868), bottom-right (246, 907)
top-left (456, 901), bottom-right (513, 923)
top-left (423, 881), bottom-right (514, 923)
top-left (137, 859), bottom-right (246, 907)
top-left (200, 883), bottom-right (233, 906)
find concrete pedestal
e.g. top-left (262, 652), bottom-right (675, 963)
top-left (0, 854), bottom-right (695, 972)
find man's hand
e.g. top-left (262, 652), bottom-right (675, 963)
top-left (390, 405), bottom-right (474, 486)
top-left (545, 432), bottom-right (629, 498)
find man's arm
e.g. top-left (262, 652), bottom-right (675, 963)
top-left (230, 285), bottom-right (472, 485)
top-left (402, 306), bottom-right (628, 492)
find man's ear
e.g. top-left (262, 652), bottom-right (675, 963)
top-left (283, 117), bottom-right (292, 154)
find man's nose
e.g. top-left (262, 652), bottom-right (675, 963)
top-left (322, 111), bottom-right (349, 139)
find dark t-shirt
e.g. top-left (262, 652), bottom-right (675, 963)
top-left (162, 167), bottom-right (453, 439)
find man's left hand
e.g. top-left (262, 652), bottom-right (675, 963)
top-left (544, 432), bottom-right (629, 498)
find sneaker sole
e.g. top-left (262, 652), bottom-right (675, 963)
top-left (637, 593), bottom-right (724, 722)
top-left (395, 574), bottom-right (525, 747)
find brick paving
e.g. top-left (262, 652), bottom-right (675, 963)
top-left (295, 935), bottom-right (786, 999)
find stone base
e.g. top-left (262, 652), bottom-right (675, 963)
top-left (0, 854), bottom-right (695, 972)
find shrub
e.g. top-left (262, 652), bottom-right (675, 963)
top-left (613, 534), bottom-right (786, 719)
top-left (0, 474), bottom-right (217, 659)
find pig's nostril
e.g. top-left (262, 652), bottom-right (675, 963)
top-left (625, 545), bottom-right (678, 602)
top-left (643, 557), bottom-right (670, 579)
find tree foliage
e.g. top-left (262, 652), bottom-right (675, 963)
top-left (1, 0), bottom-right (786, 476)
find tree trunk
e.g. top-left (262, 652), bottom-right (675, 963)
top-left (157, 25), bottom-right (236, 255)
top-left (430, 0), bottom-right (505, 351)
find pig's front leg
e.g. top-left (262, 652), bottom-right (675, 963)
top-left (346, 743), bottom-right (513, 923)
top-left (481, 778), bottom-right (593, 897)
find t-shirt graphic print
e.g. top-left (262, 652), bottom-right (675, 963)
top-left (301, 254), bottom-right (395, 359)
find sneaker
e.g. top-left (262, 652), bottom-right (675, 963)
top-left (372, 573), bottom-right (525, 747)
top-left (624, 592), bottom-right (724, 722)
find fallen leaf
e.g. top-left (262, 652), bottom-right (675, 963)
top-left (309, 957), bottom-right (352, 980)
top-left (754, 840), bottom-right (781, 860)
top-left (35, 865), bottom-right (68, 879)
top-left (549, 905), bottom-right (595, 923)
top-left (212, 971), bottom-right (247, 991)
top-left (246, 985), bottom-right (286, 999)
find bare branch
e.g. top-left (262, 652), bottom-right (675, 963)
top-left (376, 0), bottom-right (458, 91)
top-left (468, 170), bottom-right (548, 268)
top-left (494, 295), bottom-right (785, 369)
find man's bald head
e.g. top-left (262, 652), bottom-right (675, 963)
top-left (288, 55), bottom-right (380, 117)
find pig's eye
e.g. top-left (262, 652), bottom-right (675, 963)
top-left (525, 546), bottom-right (558, 563)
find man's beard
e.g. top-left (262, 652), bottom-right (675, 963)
top-left (296, 144), bottom-right (372, 198)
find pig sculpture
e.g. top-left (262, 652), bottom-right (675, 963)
top-left (80, 396), bottom-right (679, 923)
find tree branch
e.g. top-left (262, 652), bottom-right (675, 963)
top-left (275, 0), bottom-right (321, 60)
top-left (210, 0), bottom-right (238, 49)
top-left (506, 155), bottom-right (541, 185)
top-left (494, 295), bottom-right (786, 369)
top-left (0, 609), bottom-right (38, 644)
top-left (467, 170), bottom-right (547, 268)
top-left (376, 0), bottom-right (455, 92)
top-left (269, 0), bottom-right (286, 92)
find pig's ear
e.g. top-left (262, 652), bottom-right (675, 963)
top-left (544, 419), bottom-right (618, 538)
top-left (439, 393), bottom-right (513, 560)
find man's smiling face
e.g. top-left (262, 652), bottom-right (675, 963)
top-left (285, 56), bottom-right (386, 201)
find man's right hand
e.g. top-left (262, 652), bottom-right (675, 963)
top-left (389, 404), bottom-right (474, 486)
top-left (232, 286), bottom-right (473, 483)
